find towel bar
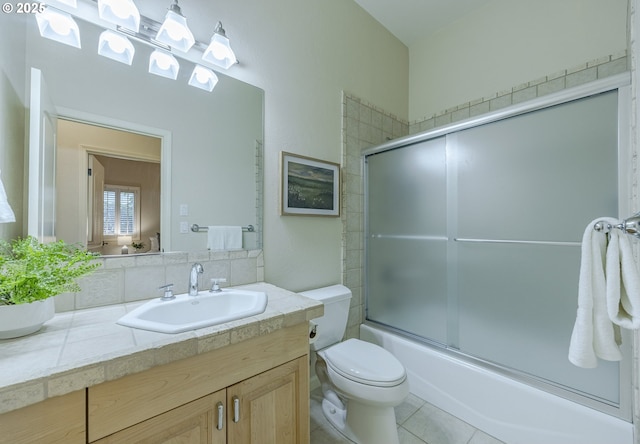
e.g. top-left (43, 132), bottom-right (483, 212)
top-left (593, 213), bottom-right (640, 239)
top-left (191, 224), bottom-right (255, 233)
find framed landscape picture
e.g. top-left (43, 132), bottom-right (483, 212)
top-left (280, 152), bottom-right (340, 216)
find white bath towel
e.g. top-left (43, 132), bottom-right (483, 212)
top-left (568, 218), bottom-right (622, 368)
top-left (605, 229), bottom-right (640, 330)
top-left (207, 226), bottom-right (242, 250)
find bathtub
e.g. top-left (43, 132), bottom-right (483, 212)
top-left (360, 324), bottom-right (633, 444)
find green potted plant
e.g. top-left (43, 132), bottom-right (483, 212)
top-left (131, 241), bottom-right (145, 253)
top-left (0, 236), bottom-right (99, 339)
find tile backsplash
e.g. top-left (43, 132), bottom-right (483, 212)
top-left (54, 250), bottom-right (264, 312)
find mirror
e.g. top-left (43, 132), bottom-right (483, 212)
top-left (57, 119), bottom-right (162, 255)
top-left (15, 12), bottom-right (264, 252)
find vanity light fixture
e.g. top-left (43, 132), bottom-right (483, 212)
top-left (33, 0), bottom-right (240, 91)
top-left (188, 65), bottom-right (218, 92)
top-left (202, 21), bottom-right (237, 70)
top-left (97, 0), bottom-right (140, 33)
top-left (149, 49), bottom-right (180, 79)
top-left (155, 0), bottom-right (195, 53)
top-left (98, 30), bottom-right (135, 65)
top-left (35, 7), bottom-right (81, 48)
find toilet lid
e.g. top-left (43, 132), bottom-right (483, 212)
top-left (322, 339), bottom-right (406, 386)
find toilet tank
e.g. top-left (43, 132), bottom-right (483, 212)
top-left (300, 284), bottom-right (352, 351)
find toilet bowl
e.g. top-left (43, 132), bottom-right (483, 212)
top-left (316, 338), bottom-right (410, 444)
top-left (301, 285), bottom-right (409, 444)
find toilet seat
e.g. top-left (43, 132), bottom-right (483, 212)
top-left (322, 338), bottom-right (406, 387)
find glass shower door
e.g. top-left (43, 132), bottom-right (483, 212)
top-left (366, 137), bottom-right (448, 344)
top-left (365, 90), bottom-right (626, 409)
top-left (453, 92), bottom-right (620, 404)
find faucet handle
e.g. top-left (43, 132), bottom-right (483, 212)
top-left (159, 284), bottom-right (175, 301)
top-left (209, 278), bottom-right (227, 292)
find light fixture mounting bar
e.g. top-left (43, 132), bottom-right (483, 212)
top-left (115, 16), bottom-right (171, 51)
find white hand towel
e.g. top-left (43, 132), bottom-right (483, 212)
top-left (568, 218), bottom-right (622, 368)
top-left (207, 226), bottom-right (242, 250)
top-left (606, 229), bottom-right (640, 329)
top-left (207, 226), bottom-right (226, 250)
top-left (224, 226), bottom-right (243, 250)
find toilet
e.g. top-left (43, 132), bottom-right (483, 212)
top-left (302, 285), bottom-right (409, 444)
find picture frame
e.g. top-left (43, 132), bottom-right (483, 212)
top-left (280, 151), bottom-right (340, 216)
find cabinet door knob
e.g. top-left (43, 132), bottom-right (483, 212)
top-left (233, 396), bottom-right (240, 423)
top-left (216, 402), bottom-right (224, 430)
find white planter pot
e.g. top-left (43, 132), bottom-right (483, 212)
top-left (0, 298), bottom-right (55, 339)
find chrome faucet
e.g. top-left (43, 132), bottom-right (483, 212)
top-left (188, 263), bottom-right (204, 296)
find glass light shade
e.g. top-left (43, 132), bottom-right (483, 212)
top-left (49, 0), bottom-right (77, 7)
top-left (202, 24), bottom-right (237, 70)
top-left (149, 49), bottom-right (179, 80)
top-left (35, 8), bottom-right (81, 48)
top-left (97, 0), bottom-right (140, 32)
top-left (188, 65), bottom-right (218, 92)
top-left (98, 30), bottom-right (135, 65)
top-left (156, 10), bottom-right (195, 52)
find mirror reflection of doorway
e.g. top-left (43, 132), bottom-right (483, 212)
top-left (56, 119), bottom-right (161, 255)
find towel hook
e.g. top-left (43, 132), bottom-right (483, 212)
top-left (594, 212), bottom-right (640, 239)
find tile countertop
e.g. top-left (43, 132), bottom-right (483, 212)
top-left (0, 282), bottom-right (323, 415)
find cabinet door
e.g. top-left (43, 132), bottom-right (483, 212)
top-left (227, 356), bottom-right (309, 444)
top-left (0, 390), bottom-right (85, 444)
top-left (93, 390), bottom-right (226, 444)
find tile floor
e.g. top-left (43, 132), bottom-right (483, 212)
top-left (310, 388), bottom-right (505, 444)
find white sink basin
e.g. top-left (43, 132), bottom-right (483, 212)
top-left (117, 289), bottom-right (268, 334)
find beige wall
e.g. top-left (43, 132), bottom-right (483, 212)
top-left (409, 0), bottom-right (629, 121)
top-left (137, 0), bottom-right (410, 291)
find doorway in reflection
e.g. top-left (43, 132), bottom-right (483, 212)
top-left (56, 119), bottom-right (161, 255)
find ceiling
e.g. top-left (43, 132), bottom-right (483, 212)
top-left (353, 0), bottom-right (494, 46)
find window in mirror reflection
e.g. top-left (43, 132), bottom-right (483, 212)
top-left (103, 185), bottom-right (140, 239)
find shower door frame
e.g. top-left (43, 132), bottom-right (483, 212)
top-left (363, 72), bottom-right (633, 420)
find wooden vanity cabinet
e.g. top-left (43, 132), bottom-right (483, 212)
top-left (88, 323), bottom-right (310, 444)
top-left (92, 356), bottom-right (308, 444)
top-left (0, 390), bottom-right (85, 444)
